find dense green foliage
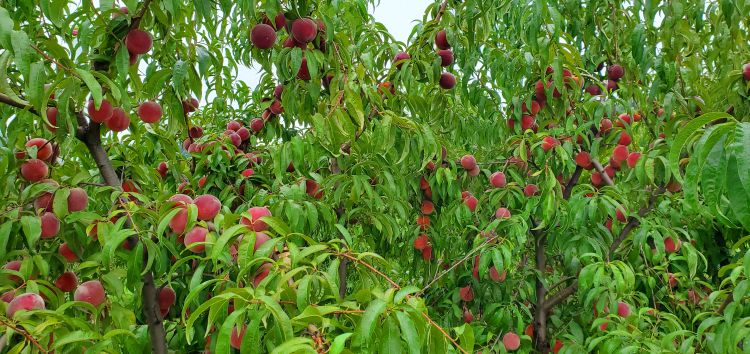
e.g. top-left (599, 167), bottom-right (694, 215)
top-left (1, 0), bottom-right (750, 353)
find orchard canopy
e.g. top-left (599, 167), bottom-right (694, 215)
top-left (1, 0), bottom-right (750, 353)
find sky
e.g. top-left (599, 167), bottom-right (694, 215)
top-left (234, 0), bottom-right (434, 87)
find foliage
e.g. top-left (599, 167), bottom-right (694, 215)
top-left (0, 0), bottom-right (750, 353)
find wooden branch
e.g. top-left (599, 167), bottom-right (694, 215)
top-left (337, 252), bottom-right (400, 289)
top-left (434, 0), bottom-right (449, 23)
top-left (591, 159), bottom-right (615, 187)
top-left (608, 186), bottom-right (666, 258)
top-left (130, 0), bottom-right (154, 30)
top-left (563, 166), bottom-right (582, 200)
top-left (0, 93), bottom-right (36, 113)
top-left (543, 283), bottom-right (578, 311)
top-left (717, 293), bottom-right (733, 314)
top-left (421, 312), bottom-right (469, 354)
top-left (0, 318), bottom-right (50, 353)
top-left (419, 234), bottom-right (501, 294)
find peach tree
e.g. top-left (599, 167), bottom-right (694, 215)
top-left (1, 0), bottom-right (750, 353)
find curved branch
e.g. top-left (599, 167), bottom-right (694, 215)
top-left (591, 159), bottom-right (615, 187)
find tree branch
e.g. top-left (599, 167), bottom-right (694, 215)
top-left (717, 293), bottom-right (733, 314)
top-left (0, 318), bottom-right (49, 353)
top-left (608, 186), bottom-right (666, 258)
top-left (0, 93), bottom-right (36, 113)
top-left (543, 283), bottom-right (578, 311)
top-left (591, 159), bottom-right (615, 187)
top-left (563, 166), bottom-right (582, 199)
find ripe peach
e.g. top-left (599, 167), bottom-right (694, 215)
top-left (463, 195), bottom-right (478, 212)
top-left (230, 324), bottom-right (247, 349)
top-left (743, 63), bottom-right (750, 81)
top-left (575, 151), bottom-right (592, 169)
top-left (394, 52), bottom-right (410, 69)
top-left (6, 293), bottom-right (45, 317)
top-left (439, 72), bottom-right (456, 89)
top-left (25, 138), bottom-right (53, 160)
top-left (250, 24), bottom-right (276, 49)
top-left (502, 332), bottom-right (520, 351)
top-left (626, 152), bottom-right (641, 168)
top-left (463, 309), bottom-right (474, 323)
top-left (262, 12), bottom-right (286, 29)
top-left (495, 207), bottom-right (511, 219)
top-left (125, 29), bottom-right (153, 55)
top-left (253, 263), bottom-right (272, 287)
top-left (291, 18), bottom-right (317, 43)
top-left (460, 155), bottom-right (477, 170)
top-left (553, 340), bottom-right (563, 353)
top-left (169, 194), bottom-right (193, 205)
top-left (241, 169), bottom-right (254, 177)
top-left (421, 200), bottom-right (434, 215)
top-left (616, 113), bottom-right (632, 128)
top-left (87, 99), bottom-right (113, 123)
top-left (437, 49), bottom-right (453, 67)
top-left (59, 243), bottom-right (78, 262)
top-left (606, 79), bottom-right (618, 91)
top-left (468, 166), bottom-right (481, 177)
top-left (664, 236), bottom-right (681, 253)
top-left (45, 107), bottom-right (58, 132)
top-left (585, 84), bottom-right (602, 96)
top-left (615, 207), bottom-right (627, 223)
top-left (67, 187), bottom-right (89, 212)
top-left (541, 136), bottom-right (559, 151)
top-left (413, 234), bottom-right (429, 250)
top-left (193, 194), bottom-right (221, 221)
top-left (612, 145), bottom-right (629, 162)
top-left (618, 131), bottom-right (632, 146)
top-left (489, 267), bottom-right (506, 282)
top-left (156, 162), bottom-right (168, 178)
top-left (237, 127), bottom-right (250, 141)
top-left (55, 271), bottom-right (78, 292)
top-left (157, 287), bottom-right (176, 311)
top-left (21, 159), bottom-right (49, 182)
top-left (521, 115), bottom-right (536, 131)
top-left (182, 97), bottom-right (200, 113)
top-left (617, 301), bottom-right (631, 317)
top-left (459, 285), bottom-right (473, 302)
top-left (599, 118), bottom-right (613, 133)
top-left (169, 209), bottom-right (188, 234)
top-left (184, 226), bottom-right (208, 253)
top-left (421, 245), bottom-right (433, 261)
top-left (523, 184), bottom-right (539, 197)
top-left (590, 172), bottom-right (603, 187)
top-left (3, 260), bottom-right (22, 284)
top-left (416, 215), bottom-right (430, 230)
top-left (296, 57), bottom-right (311, 80)
top-left (240, 206), bottom-right (272, 231)
top-left (74, 280), bottom-right (106, 306)
top-left (106, 107), bottom-right (130, 132)
top-left (269, 100), bottom-right (283, 115)
top-left (607, 64), bottom-right (624, 80)
top-left (435, 30), bottom-right (450, 49)
top-left (137, 101), bottom-right (162, 123)
top-left (40, 212), bottom-right (60, 238)
top-left (490, 171), bottom-right (506, 188)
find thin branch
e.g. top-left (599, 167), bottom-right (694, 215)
top-left (419, 234), bottom-right (502, 294)
top-left (717, 293), bottom-right (733, 314)
top-left (591, 159), bottom-right (615, 187)
top-left (0, 318), bottom-right (50, 353)
top-left (543, 284), bottom-right (578, 311)
top-left (433, 0), bottom-right (449, 23)
top-left (421, 312), bottom-right (469, 354)
top-left (337, 252), bottom-right (400, 289)
top-left (608, 186), bottom-right (666, 258)
top-left (0, 94), bottom-right (36, 113)
top-left (563, 166), bottom-right (582, 199)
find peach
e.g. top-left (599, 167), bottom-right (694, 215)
top-left (250, 118), bottom-right (264, 132)
top-left (490, 171), bottom-right (506, 188)
top-left (393, 51), bottom-right (410, 69)
top-left (296, 57), bottom-right (311, 80)
top-left (250, 24), bottom-right (276, 49)
top-left (253, 263), bottom-right (272, 287)
top-left (253, 232), bottom-right (271, 252)
top-left (606, 79), bottom-right (618, 91)
top-left (612, 145), bottom-right (629, 162)
top-left (269, 100), bottom-right (283, 115)
top-left (743, 63), bottom-right (750, 81)
top-left (240, 206), bottom-right (272, 232)
top-left (489, 267), bottom-right (506, 282)
top-left (137, 101), bottom-right (162, 123)
top-left (67, 187), bottom-right (88, 212)
top-left (21, 159), bottom-right (49, 182)
top-left (182, 98), bottom-right (200, 113)
top-left (125, 29), bottom-right (153, 55)
top-left (106, 107), bottom-right (130, 132)
top-left (87, 99), bottom-right (113, 123)
top-left (463, 309), bottom-right (474, 323)
top-left (55, 271), bottom-right (78, 292)
top-left (291, 18), bottom-right (317, 43)
top-left (231, 325), bottom-right (247, 349)
top-left (495, 207), bottom-right (511, 219)
top-left (459, 285), bottom-right (473, 301)
top-left (169, 209), bottom-right (188, 234)
top-left (421, 200), bottom-right (434, 215)
top-left (437, 49), bottom-right (453, 67)
top-left (169, 194), bottom-right (193, 205)
top-left (26, 138), bottom-right (53, 160)
top-left (523, 184), bottom-right (539, 197)
top-left (503, 332), bottom-right (520, 351)
top-left (435, 30), bottom-right (450, 49)
top-left (184, 226), bottom-right (208, 253)
top-left (3, 260), bottom-right (22, 283)
top-left (439, 72), bottom-right (456, 89)
top-left (468, 166), bottom-right (481, 177)
top-left (157, 287), bottom-right (176, 310)
top-left (618, 131), bottom-right (632, 146)
top-left (460, 155), bottom-right (477, 170)
top-left (6, 293), bottom-right (45, 317)
top-left (463, 195), bottom-right (478, 212)
top-left (45, 107), bottom-right (58, 132)
top-left (241, 169), bottom-right (254, 177)
top-left (591, 172), bottom-right (603, 187)
top-left (575, 151), bottom-right (592, 169)
top-left (416, 215), bottom-right (430, 230)
top-left (40, 212), bottom-right (60, 238)
top-left (156, 162), bottom-right (168, 178)
top-left (193, 194), bottom-right (221, 221)
top-left (59, 242), bottom-right (78, 262)
top-left (237, 127), bottom-right (250, 141)
top-left (585, 84), bottom-right (602, 96)
top-left (607, 64), bottom-right (624, 80)
top-left (74, 280), bottom-right (106, 306)
top-left (413, 234), bottom-right (429, 250)
top-left (541, 136), bottom-right (559, 151)
top-left (617, 301), bottom-right (631, 317)
top-left (664, 236), bottom-right (681, 253)
top-left (189, 126), bottom-right (203, 138)
top-left (421, 245), bottom-right (433, 261)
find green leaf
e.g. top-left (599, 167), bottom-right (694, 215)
top-left (396, 311), bottom-right (420, 354)
top-left (668, 112), bottom-right (732, 181)
top-left (358, 299), bottom-right (387, 347)
top-left (380, 315), bottom-right (402, 354)
top-left (329, 333), bottom-right (353, 354)
top-left (76, 68), bottom-right (103, 106)
top-left (21, 215), bottom-right (41, 248)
